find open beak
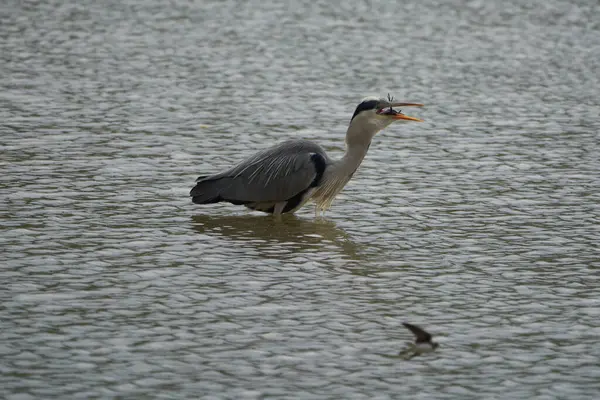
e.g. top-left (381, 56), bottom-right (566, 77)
top-left (391, 113), bottom-right (424, 122)
top-left (380, 102), bottom-right (424, 122)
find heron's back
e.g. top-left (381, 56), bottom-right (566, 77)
top-left (190, 139), bottom-right (331, 213)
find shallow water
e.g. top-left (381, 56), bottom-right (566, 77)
top-left (2, 0), bottom-right (600, 398)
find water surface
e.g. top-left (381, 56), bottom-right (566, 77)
top-left (2, 0), bottom-right (600, 398)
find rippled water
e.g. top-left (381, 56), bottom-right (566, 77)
top-left (2, 0), bottom-right (600, 398)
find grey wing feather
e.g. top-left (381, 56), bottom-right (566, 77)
top-left (191, 140), bottom-right (329, 204)
top-left (403, 323), bottom-right (432, 343)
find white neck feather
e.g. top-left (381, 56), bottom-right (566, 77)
top-left (312, 114), bottom-right (393, 210)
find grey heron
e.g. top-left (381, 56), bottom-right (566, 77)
top-left (190, 96), bottom-right (423, 216)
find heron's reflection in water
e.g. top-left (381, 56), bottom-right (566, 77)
top-left (191, 213), bottom-right (364, 260)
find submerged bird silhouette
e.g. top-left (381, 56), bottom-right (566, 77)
top-left (400, 322), bottom-right (439, 359)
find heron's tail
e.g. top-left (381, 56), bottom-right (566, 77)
top-left (190, 176), bottom-right (251, 205)
top-left (190, 177), bottom-right (224, 204)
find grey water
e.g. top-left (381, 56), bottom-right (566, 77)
top-left (1, 0), bottom-right (600, 398)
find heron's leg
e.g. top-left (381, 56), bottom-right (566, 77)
top-left (273, 202), bottom-right (285, 215)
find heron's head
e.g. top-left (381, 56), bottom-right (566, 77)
top-left (351, 96), bottom-right (423, 125)
top-left (348, 96), bottom-right (423, 143)
top-left (345, 96), bottom-right (423, 146)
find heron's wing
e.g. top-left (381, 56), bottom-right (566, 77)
top-left (402, 322), bottom-right (432, 343)
top-left (191, 140), bottom-right (328, 204)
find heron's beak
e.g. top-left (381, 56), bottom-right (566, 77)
top-left (389, 102), bottom-right (424, 108)
top-left (391, 113), bottom-right (424, 122)
top-left (384, 102), bottom-right (424, 122)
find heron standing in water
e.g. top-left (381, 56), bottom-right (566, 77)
top-left (190, 96), bottom-right (424, 216)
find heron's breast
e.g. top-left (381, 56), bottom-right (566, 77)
top-left (311, 172), bottom-right (353, 209)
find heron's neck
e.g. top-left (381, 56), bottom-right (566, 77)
top-left (339, 141), bottom-right (370, 176)
top-left (338, 122), bottom-right (378, 176)
top-left (312, 121), bottom-right (380, 210)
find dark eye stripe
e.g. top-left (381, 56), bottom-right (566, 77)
top-left (351, 100), bottom-right (379, 121)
